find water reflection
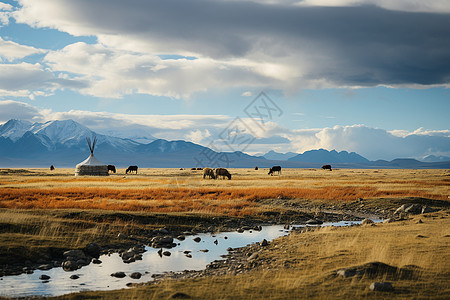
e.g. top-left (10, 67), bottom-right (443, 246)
top-left (0, 221), bottom-right (366, 298)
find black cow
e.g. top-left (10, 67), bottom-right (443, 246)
top-left (126, 165), bottom-right (138, 174)
top-left (322, 164), bottom-right (332, 171)
top-left (107, 165), bottom-right (116, 173)
top-left (268, 166), bottom-right (281, 176)
top-left (50, 165), bottom-right (55, 171)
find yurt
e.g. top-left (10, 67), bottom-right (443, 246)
top-left (75, 137), bottom-right (109, 176)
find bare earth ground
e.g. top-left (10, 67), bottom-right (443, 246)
top-left (0, 168), bottom-right (449, 299)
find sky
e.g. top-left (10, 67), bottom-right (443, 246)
top-left (0, 0), bottom-right (449, 160)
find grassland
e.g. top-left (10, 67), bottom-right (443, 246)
top-left (0, 167), bottom-right (449, 299)
top-left (60, 212), bottom-right (450, 299)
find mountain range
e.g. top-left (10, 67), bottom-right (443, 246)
top-left (0, 119), bottom-right (449, 169)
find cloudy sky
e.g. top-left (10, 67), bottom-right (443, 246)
top-left (0, 0), bottom-right (449, 160)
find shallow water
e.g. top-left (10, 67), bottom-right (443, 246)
top-left (0, 220), bottom-right (366, 298)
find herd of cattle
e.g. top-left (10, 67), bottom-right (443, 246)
top-left (54, 164), bottom-right (333, 178)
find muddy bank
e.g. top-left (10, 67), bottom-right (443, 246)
top-left (1, 197), bottom-right (447, 279)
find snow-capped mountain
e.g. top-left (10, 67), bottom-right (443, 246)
top-left (0, 119), bottom-right (448, 169)
top-left (0, 119), bottom-right (139, 152)
top-left (0, 119), bottom-right (33, 141)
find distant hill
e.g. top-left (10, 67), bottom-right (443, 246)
top-left (288, 149), bottom-right (369, 164)
top-left (0, 119), bottom-right (449, 169)
top-left (263, 150), bottom-right (297, 161)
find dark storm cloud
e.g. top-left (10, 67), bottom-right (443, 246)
top-left (17, 0), bottom-right (450, 87)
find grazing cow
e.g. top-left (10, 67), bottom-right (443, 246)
top-left (126, 165), bottom-right (138, 174)
top-left (107, 165), bottom-right (116, 173)
top-left (268, 166), bottom-right (282, 176)
top-left (322, 164), bottom-right (332, 171)
top-left (203, 167), bottom-right (216, 179)
top-left (50, 165), bottom-right (55, 171)
top-left (215, 168), bottom-right (231, 180)
top-left (255, 166), bottom-right (259, 170)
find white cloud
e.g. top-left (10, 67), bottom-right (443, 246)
top-left (0, 62), bottom-right (87, 99)
top-left (0, 2), bottom-right (13, 25)
top-left (241, 91), bottom-right (252, 97)
top-left (10, 0), bottom-right (449, 98)
top-left (185, 129), bottom-right (211, 144)
top-left (297, 0), bottom-right (450, 13)
top-left (0, 100), bottom-right (43, 122)
top-left (289, 124), bottom-right (450, 160)
top-left (43, 42), bottom-right (280, 99)
top-left (0, 37), bottom-right (44, 61)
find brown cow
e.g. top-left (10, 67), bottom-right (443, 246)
top-left (203, 167), bottom-right (216, 179)
top-left (215, 168), bottom-right (231, 180)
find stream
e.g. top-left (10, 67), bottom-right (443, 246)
top-left (0, 220), bottom-right (367, 298)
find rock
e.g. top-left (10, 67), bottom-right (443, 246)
top-left (154, 236), bottom-right (174, 244)
top-left (117, 233), bottom-right (127, 239)
top-left (248, 253), bottom-right (259, 261)
top-left (84, 243), bottom-right (101, 258)
top-left (92, 258), bottom-right (102, 264)
top-left (361, 218), bottom-right (374, 225)
top-left (337, 269), bottom-right (356, 278)
top-left (370, 282), bottom-right (394, 291)
top-left (193, 237), bottom-right (201, 243)
top-left (177, 235), bottom-right (185, 241)
top-left (63, 250), bottom-right (86, 260)
top-left (158, 228), bottom-right (170, 234)
top-left (261, 239), bottom-right (269, 246)
top-left (227, 247), bottom-right (233, 251)
top-left (163, 251), bottom-right (171, 256)
top-left (37, 264), bottom-right (53, 270)
top-left (405, 204), bottom-right (422, 215)
top-left (383, 218), bottom-right (394, 223)
top-left (306, 219), bottom-right (323, 225)
top-left (200, 249), bottom-right (209, 253)
top-left (170, 292), bottom-right (191, 299)
top-left (185, 254), bottom-right (192, 258)
top-left (39, 275), bottom-right (51, 280)
top-left (62, 260), bottom-right (80, 271)
top-left (111, 272), bottom-right (126, 278)
top-left (70, 275), bottom-right (79, 280)
top-left (394, 204), bottom-right (407, 215)
top-left (417, 219), bottom-right (423, 224)
top-left (237, 228), bottom-right (244, 233)
top-left (422, 206), bottom-right (437, 214)
top-left (130, 272), bottom-right (142, 279)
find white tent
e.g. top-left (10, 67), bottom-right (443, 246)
top-left (75, 137), bottom-right (109, 176)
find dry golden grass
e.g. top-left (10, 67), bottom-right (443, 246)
top-left (0, 168), bottom-right (448, 216)
top-left (59, 212), bottom-right (450, 300)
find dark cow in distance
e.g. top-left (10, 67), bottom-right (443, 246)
top-left (50, 165), bottom-right (55, 171)
top-left (322, 164), bottom-right (332, 171)
top-left (203, 167), bottom-right (215, 179)
top-left (215, 168), bottom-right (231, 180)
top-left (268, 166), bottom-right (281, 176)
top-left (126, 165), bottom-right (138, 174)
top-left (107, 165), bottom-right (116, 173)
top-left (254, 166), bottom-right (258, 170)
